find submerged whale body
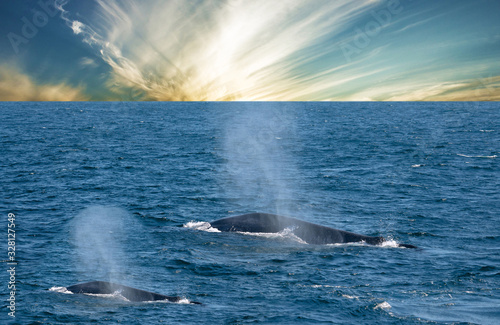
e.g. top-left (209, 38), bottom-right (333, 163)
top-left (66, 281), bottom-right (202, 304)
top-left (210, 213), bottom-right (417, 248)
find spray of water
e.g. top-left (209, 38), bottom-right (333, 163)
top-left (222, 105), bottom-right (299, 216)
top-left (71, 206), bottom-right (135, 283)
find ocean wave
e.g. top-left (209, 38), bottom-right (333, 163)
top-left (374, 301), bottom-right (392, 310)
top-left (457, 154), bottom-right (497, 159)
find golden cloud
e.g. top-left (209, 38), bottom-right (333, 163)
top-left (0, 65), bottom-right (88, 101)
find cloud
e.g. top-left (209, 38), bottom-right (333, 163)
top-left (56, 0), bottom-right (500, 101)
top-left (71, 20), bottom-right (84, 35)
top-left (79, 57), bottom-right (98, 69)
top-left (0, 65), bottom-right (88, 101)
top-left (342, 75), bottom-right (500, 101)
top-left (58, 0), bottom-right (378, 100)
top-left (413, 76), bottom-right (500, 101)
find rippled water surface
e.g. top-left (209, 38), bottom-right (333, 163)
top-left (1, 102), bottom-right (499, 324)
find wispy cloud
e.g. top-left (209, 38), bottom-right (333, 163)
top-left (58, 0), bottom-right (379, 100)
top-left (342, 74), bottom-right (500, 101)
top-left (0, 65), bottom-right (88, 101)
top-left (79, 57), bottom-right (98, 69)
top-left (50, 0), bottom-right (500, 101)
top-left (392, 76), bottom-right (500, 101)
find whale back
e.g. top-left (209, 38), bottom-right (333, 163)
top-left (66, 281), bottom-right (188, 303)
top-left (292, 220), bottom-right (384, 245)
top-left (210, 213), bottom-right (289, 233)
top-left (210, 213), bottom-right (385, 245)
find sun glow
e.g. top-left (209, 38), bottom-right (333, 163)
top-left (59, 0), bottom-right (381, 100)
top-left (0, 0), bottom-right (489, 101)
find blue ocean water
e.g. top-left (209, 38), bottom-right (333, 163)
top-left (1, 101), bottom-right (499, 324)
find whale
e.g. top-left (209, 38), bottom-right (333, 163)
top-left (210, 213), bottom-right (417, 248)
top-left (65, 281), bottom-right (202, 304)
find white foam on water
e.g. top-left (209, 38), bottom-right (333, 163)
top-left (238, 227), bottom-right (308, 245)
top-left (325, 241), bottom-right (370, 247)
top-left (380, 239), bottom-right (401, 248)
top-left (176, 298), bottom-right (192, 304)
top-left (183, 221), bottom-right (221, 232)
top-left (298, 284), bottom-right (336, 289)
top-left (49, 287), bottom-right (72, 294)
top-left (324, 239), bottom-right (409, 249)
top-left (375, 301), bottom-right (392, 310)
top-left (145, 297), bottom-right (194, 305)
top-left (457, 154), bottom-right (497, 159)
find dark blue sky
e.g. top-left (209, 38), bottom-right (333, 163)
top-left (1, 0), bottom-right (499, 100)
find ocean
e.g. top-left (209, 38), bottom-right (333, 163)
top-left (1, 102), bottom-right (499, 324)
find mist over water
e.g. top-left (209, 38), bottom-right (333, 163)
top-left (222, 105), bottom-right (300, 216)
top-left (71, 206), bottom-right (137, 283)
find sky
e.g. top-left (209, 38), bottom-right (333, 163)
top-left (0, 0), bottom-right (499, 101)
